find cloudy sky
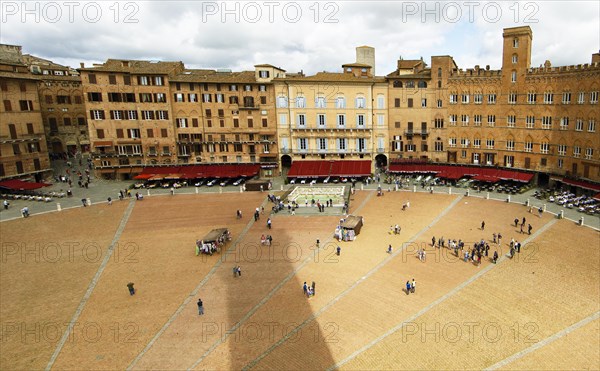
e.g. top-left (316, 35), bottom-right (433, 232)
top-left (1, 1), bottom-right (598, 75)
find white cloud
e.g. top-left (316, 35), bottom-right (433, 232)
top-left (1, 1), bottom-right (597, 74)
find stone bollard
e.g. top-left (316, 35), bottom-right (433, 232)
top-left (57, 203), bottom-right (61, 211)
top-left (448, 187), bottom-right (452, 195)
top-left (413, 185), bottom-right (416, 193)
top-left (280, 185), bottom-right (283, 191)
top-left (466, 189), bottom-right (470, 197)
top-left (147, 189), bottom-right (150, 196)
top-left (196, 187), bottom-right (199, 194)
top-left (525, 199), bottom-right (530, 206)
top-left (558, 210), bottom-right (564, 219)
top-left (486, 192), bottom-right (490, 200)
top-left (361, 184), bottom-right (364, 191)
top-left (86, 198), bottom-right (91, 206)
top-left (219, 186), bottom-right (223, 194)
top-left (579, 216), bottom-right (584, 226)
top-left (395, 184), bottom-right (398, 192)
top-left (240, 186), bottom-right (243, 193)
top-left (430, 187), bottom-right (434, 194)
top-left (543, 204), bottom-right (546, 212)
top-left (506, 195), bottom-right (510, 203)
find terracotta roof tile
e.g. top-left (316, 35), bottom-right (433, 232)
top-left (79, 59), bottom-right (184, 75)
top-left (386, 70), bottom-right (431, 79)
top-left (169, 69), bottom-right (217, 82)
top-left (276, 71), bottom-right (385, 83)
top-left (22, 54), bottom-right (72, 69)
top-left (171, 70), bottom-right (260, 83)
top-left (254, 64), bottom-right (286, 71)
top-left (341, 63), bottom-right (372, 68)
top-left (0, 71), bottom-right (41, 81)
top-left (396, 60), bottom-right (423, 69)
top-left (35, 74), bottom-right (82, 82)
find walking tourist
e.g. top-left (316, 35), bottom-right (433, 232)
top-left (127, 282), bottom-right (135, 296)
top-left (197, 298), bottom-right (204, 315)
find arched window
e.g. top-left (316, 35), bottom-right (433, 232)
top-left (355, 96), bottom-right (366, 109)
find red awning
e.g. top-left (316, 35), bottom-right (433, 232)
top-left (512, 172), bottom-right (534, 183)
top-left (330, 161), bottom-right (371, 177)
top-left (140, 167), bottom-right (182, 175)
top-left (593, 192), bottom-right (600, 201)
top-left (288, 161), bottom-right (330, 178)
top-left (133, 174), bottom-right (153, 180)
top-left (438, 170), bottom-right (465, 180)
top-left (472, 174), bottom-right (500, 183)
top-left (389, 164), bottom-right (534, 183)
top-left (561, 178), bottom-right (600, 192)
top-left (288, 161), bottom-right (371, 178)
top-left (0, 179), bottom-right (52, 190)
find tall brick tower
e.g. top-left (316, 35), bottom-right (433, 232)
top-left (502, 26), bottom-right (532, 86)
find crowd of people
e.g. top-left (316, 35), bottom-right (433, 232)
top-left (302, 281), bottom-right (316, 298)
top-left (426, 214), bottom-right (533, 268)
top-left (260, 234), bottom-right (273, 246)
top-left (195, 230), bottom-right (231, 256)
top-left (405, 279), bottom-right (416, 295)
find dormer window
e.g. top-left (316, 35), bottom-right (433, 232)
top-left (361, 68), bottom-right (367, 72)
top-left (346, 68), bottom-right (352, 72)
top-left (259, 70), bottom-right (269, 78)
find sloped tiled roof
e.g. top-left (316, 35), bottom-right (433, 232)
top-left (169, 69), bottom-right (217, 82)
top-left (21, 54), bottom-right (81, 81)
top-left (254, 64), bottom-right (286, 71)
top-left (396, 60), bottom-right (423, 69)
top-left (0, 71), bottom-right (40, 81)
top-left (341, 63), bottom-right (372, 68)
top-left (386, 69), bottom-right (432, 79)
top-left (171, 70), bottom-right (258, 83)
top-left (34, 74), bottom-right (82, 82)
top-left (0, 59), bottom-right (25, 67)
top-left (79, 59), bottom-right (184, 74)
top-left (275, 71), bottom-right (385, 83)
top-left (22, 54), bottom-right (70, 69)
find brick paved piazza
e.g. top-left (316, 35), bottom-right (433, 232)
top-left (1, 190), bottom-right (598, 370)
